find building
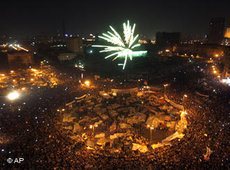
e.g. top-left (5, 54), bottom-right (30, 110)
top-left (222, 27), bottom-right (230, 46)
top-left (0, 43), bottom-right (33, 70)
top-left (174, 44), bottom-right (225, 58)
top-left (66, 37), bottom-right (83, 55)
top-left (58, 53), bottom-right (76, 62)
top-left (7, 51), bottom-right (33, 68)
top-left (208, 17), bottom-right (225, 45)
top-left (156, 32), bottom-right (181, 48)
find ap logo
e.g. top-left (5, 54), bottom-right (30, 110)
top-left (7, 157), bottom-right (24, 164)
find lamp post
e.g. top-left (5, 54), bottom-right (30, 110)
top-left (150, 127), bottom-right (154, 143)
top-left (163, 84), bottom-right (169, 96)
top-left (147, 124), bottom-right (154, 144)
top-left (57, 108), bottom-right (65, 123)
top-left (89, 124), bottom-right (94, 135)
top-left (182, 94), bottom-right (187, 111)
top-left (90, 124), bottom-right (98, 145)
top-left (90, 124), bottom-right (98, 137)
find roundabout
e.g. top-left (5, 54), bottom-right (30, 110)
top-left (61, 85), bottom-right (188, 153)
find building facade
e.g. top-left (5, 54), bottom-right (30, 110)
top-left (66, 37), bottom-right (83, 55)
top-left (7, 51), bottom-right (33, 68)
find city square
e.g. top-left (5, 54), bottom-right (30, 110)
top-left (0, 0), bottom-right (230, 169)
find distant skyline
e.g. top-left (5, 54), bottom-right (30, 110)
top-left (1, 0), bottom-right (230, 39)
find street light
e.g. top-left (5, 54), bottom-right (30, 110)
top-left (163, 84), bottom-right (169, 96)
top-left (147, 124), bottom-right (154, 143)
top-left (182, 94), bottom-right (188, 111)
top-left (215, 54), bottom-right (219, 57)
top-left (89, 124), bottom-right (98, 146)
top-left (57, 108), bottom-right (65, 122)
top-left (89, 124), bottom-right (98, 137)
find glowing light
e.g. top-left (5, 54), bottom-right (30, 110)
top-left (165, 49), bottom-right (170, 52)
top-left (181, 111), bottom-right (188, 115)
top-left (221, 77), bottom-right (230, 85)
top-left (93, 20), bottom-right (147, 69)
top-left (7, 91), bottom-right (20, 101)
top-left (89, 125), bottom-right (93, 129)
top-left (86, 146), bottom-right (94, 150)
top-left (84, 80), bottom-right (90, 87)
top-left (31, 68), bottom-right (38, 72)
top-left (225, 28), bottom-right (230, 38)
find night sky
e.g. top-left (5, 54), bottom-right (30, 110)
top-left (1, 0), bottom-right (230, 39)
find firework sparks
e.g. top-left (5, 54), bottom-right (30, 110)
top-left (93, 20), bottom-right (147, 69)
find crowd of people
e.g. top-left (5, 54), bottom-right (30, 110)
top-left (0, 63), bottom-right (229, 169)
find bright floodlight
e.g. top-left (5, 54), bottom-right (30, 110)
top-left (93, 20), bottom-right (147, 69)
top-left (222, 77), bottom-right (230, 86)
top-left (7, 91), bottom-right (20, 101)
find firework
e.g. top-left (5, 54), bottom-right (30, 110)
top-left (93, 20), bottom-right (147, 69)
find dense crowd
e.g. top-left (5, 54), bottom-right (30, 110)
top-left (0, 63), bottom-right (230, 169)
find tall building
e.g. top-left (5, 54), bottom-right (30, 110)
top-left (208, 17), bottom-right (225, 44)
top-left (156, 32), bottom-right (181, 47)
